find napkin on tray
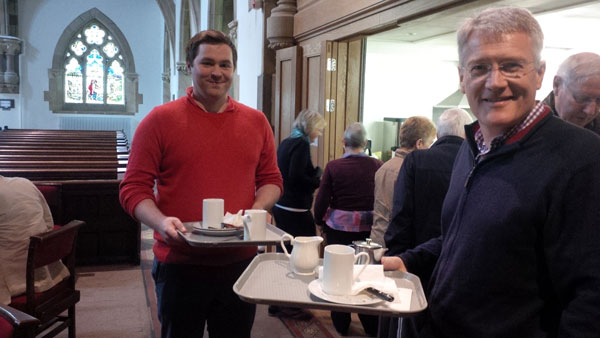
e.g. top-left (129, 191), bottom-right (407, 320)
top-left (317, 265), bottom-right (412, 310)
top-left (222, 210), bottom-right (243, 228)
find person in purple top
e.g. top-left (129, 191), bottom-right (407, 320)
top-left (314, 122), bottom-right (383, 336)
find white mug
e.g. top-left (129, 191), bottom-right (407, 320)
top-left (322, 244), bottom-right (370, 296)
top-left (202, 198), bottom-right (224, 229)
top-left (242, 209), bottom-right (267, 240)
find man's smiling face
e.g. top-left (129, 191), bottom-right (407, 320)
top-left (459, 32), bottom-right (545, 139)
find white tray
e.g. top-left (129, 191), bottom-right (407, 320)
top-left (178, 223), bottom-right (290, 247)
top-left (233, 253), bottom-right (428, 316)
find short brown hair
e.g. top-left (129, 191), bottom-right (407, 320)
top-left (398, 116), bottom-right (436, 149)
top-left (185, 30), bottom-right (237, 69)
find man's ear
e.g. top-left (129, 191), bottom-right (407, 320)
top-left (553, 75), bottom-right (563, 95)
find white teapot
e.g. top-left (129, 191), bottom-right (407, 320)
top-left (280, 234), bottom-right (323, 276)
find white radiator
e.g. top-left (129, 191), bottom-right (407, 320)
top-left (59, 116), bottom-right (131, 141)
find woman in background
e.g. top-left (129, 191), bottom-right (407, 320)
top-left (270, 109), bottom-right (326, 319)
top-left (313, 122), bottom-right (383, 336)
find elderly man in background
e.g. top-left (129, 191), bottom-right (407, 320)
top-left (385, 108), bottom-right (472, 258)
top-left (383, 7), bottom-right (600, 338)
top-left (370, 117), bottom-right (436, 248)
top-left (543, 52), bottom-right (600, 134)
top-left (0, 176), bottom-right (69, 306)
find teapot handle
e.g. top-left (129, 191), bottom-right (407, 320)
top-left (280, 233), bottom-right (293, 257)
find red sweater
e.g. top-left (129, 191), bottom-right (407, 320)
top-left (120, 88), bottom-right (282, 265)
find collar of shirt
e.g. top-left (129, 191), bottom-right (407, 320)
top-left (342, 152), bottom-right (368, 158)
top-left (474, 101), bottom-right (545, 155)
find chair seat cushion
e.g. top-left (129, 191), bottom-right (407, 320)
top-left (8, 279), bottom-right (69, 312)
top-left (0, 316), bottom-right (14, 338)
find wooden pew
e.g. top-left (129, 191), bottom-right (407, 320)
top-left (0, 128), bottom-right (139, 265)
top-left (35, 180), bottom-right (140, 266)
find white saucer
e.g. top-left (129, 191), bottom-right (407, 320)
top-left (188, 222), bottom-right (243, 237)
top-left (307, 279), bottom-right (383, 305)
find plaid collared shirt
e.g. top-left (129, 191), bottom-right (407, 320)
top-left (475, 101), bottom-right (545, 155)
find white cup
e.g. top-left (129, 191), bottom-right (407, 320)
top-left (322, 244), bottom-right (370, 296)
top-left (202, 198), bottom-right (224, 229)
top-left (242, 209), bottom-right (267, 240)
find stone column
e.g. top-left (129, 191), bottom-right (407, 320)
top-left (266, 0), bottom-right (296, 50)
top-left (0, 35), bottom-right (22, 93)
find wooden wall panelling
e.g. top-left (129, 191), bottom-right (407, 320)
top-left (334, 41), bottom-right (348, 160)
top-left (326, 41), bottom-right (339, 162)
top-left (345, 38), bottom-right (364, 126)
top-left (302, 44), bottom-right (324, 168)
top-left (274, 46), bottom-right (302, 144)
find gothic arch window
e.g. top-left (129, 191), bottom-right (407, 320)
top-left (46, 8), bottom-right (141, 114)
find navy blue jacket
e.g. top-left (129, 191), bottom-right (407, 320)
top-left (385, 135), bottom-right (463, 260)
top-left (401, 111), bottom-right (600, 338)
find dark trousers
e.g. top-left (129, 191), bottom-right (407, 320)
top-left (324, 226), bottom-right (378, 336)
top-left (273, 206), bottom-right (316, 253)
top-left (152, 257), bottom-right (256, 338)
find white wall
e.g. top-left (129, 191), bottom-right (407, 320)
top-left (234, 0), bottom-right (264, 109)
top-left (17, 0), bottom-right (163, 137)
top-left (363, 39), bottom-right (459, 127)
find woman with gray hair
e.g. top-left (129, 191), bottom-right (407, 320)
top-left (313, 122), bottom-right (383, 336)
top-left (270, 109), bottom-right (326, 320)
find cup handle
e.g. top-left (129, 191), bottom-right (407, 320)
top-left (280, 234), bottom-right (293, 257)
top-left (354, 252), bottom-right (370, 280)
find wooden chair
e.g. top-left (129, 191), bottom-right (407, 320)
top-left (9, 220), bottom-right (84, 338)
top-left (0, 305), bottom-right (39, 338)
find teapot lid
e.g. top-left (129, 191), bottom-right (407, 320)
top-left (352, 238), bottom-right (382, 250)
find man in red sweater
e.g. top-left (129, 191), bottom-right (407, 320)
top-left (119, 30), bottom-right (282, 338)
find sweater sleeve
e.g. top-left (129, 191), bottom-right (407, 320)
top-left (119, 110), bottom-right (163, 217)
top-left (397, 235), bottom-right (442, 282)
top-left (313, 164), bottom-right (333, 226)
top-left (254, 117), bottom-right (283, 193)
top-left (548, 160), bottom-right (600, 336)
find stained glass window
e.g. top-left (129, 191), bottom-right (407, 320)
top-left (84, 25), bottom-right (105, 45)
top-left (70, 40), bottom-right (87, 56)
top-left (107, 60), bottom-right (124, 104)
top-left (103, 42), bottom-right (118, 58)
top-left (63, 21), bottom-right (126, 107)
top-left (65, 58), bottom-right (82, 103)
top-left (86, 49), bottom-right (104, 104)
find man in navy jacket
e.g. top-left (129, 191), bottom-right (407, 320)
top-left (382, 7), bottom-right (600, 338)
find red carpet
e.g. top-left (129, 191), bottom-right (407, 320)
top-left (280, 316), bottom-right (336, 338)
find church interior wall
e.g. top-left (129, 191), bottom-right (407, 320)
top-left (235, 0), bottom-right (264, 109)
top-left (16, 0), bottom-right (163, 140)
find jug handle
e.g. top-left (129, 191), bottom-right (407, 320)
top-left (280, 234), bottom-right (293, 257)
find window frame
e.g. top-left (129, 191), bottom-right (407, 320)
top-left (46, 8), bottom-right (140, 115)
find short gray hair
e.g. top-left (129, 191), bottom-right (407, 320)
top-left (437, 108), bottom-right (473, 138)
top-left (343, 122), bottom-right (368, 149)
top-left (556, 52), bottom-right (600, 88)
top-left (292, 109), bottom-right (326, 135)
top-left (457, 7), bottom-right (544, 66)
